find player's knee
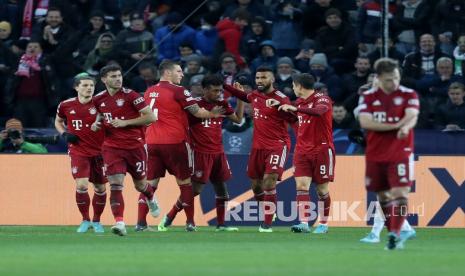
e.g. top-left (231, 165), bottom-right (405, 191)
top-left (148, 178), bottom-right (160, 188)
top-left (93, 184), bottom-right (106, 193)
top-left (295, 177), bottom-right (310, 191)
top-left (176, 177), bottom-right (191, 185)
top-left (263, 174), bottom-right (278, 189)
top-left (316, 183), bottom-right (329, 196)
top-left (213, 182), bottom-right (228, 198)
top-left (75, 179), bottom-right (88, 191)
top-left (193, 182), bottom-right (204, 195)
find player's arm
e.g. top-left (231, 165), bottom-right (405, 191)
top-left (186, 104), bottom-right (225, 119)
top-left (91, 113), bottom-right (103, 132)
top-left (223, 83), bottom-right (250, 103)
top-left (55, 108), bottom-right (79, 143)
top-left (111, 106), bottom-right (156, 128)
top-left (227, 100), bottom-right (244, 123)
top-left (396, 108), bottom-right (419, 139)
top-left (358, 113), bottom-right (400, 131)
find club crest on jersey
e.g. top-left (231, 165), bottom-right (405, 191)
top-left (184, 90), bottom-right (191, 97)
top-left (89, 107), bottom-right (97, 115)
top-left (393, 97), bottom-right (403, 106)
top-left (72, 166), bottom-right (78, 174)
top-left (308, 103), bottom-right (313, 108)
top-left (116, 99), bottom-right (125, 107)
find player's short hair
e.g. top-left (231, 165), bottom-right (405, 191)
top-left (292, 73), bottom-right (315, 90)
top-left (73, 73), bottom-right (95, 88)
top-left (374, 58), bottom-right (399, 75)
top-left (449, 82), bottom-right (465, 91)
top-left (255, 66), bottom-right (274, 74)
top-left (158, 60), bottom-right (179, 75)
top-left (100, 64), bottom-right (122, 77)
top-left (201, 74), bottom-right (223, 88)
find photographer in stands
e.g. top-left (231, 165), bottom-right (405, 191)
top-left (0, 118), bottom-right (48, 153)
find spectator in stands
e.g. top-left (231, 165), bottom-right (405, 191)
top-left (332, 103), bottom-right (358, 129)
top-left (217, 52), bottom-right (240, 85)
top-left (116, 12), bottom-right (155, 68)
top-left (432, 0), bottom-right (465, 55)
top-left (0, 21), bottom-right (13, 46)
top-left (0, 38), bottom-right (16, 117)
top-left (294, 38), bottom-right (315, 73)
top-left (155, 12), bottom-right (195, 63)
top-left (130, 61), bottom-right (159, 94)
top-left (271, 0), bottom-right (302, 58)
top-left (180, 54), bottom-right (208, 88)
top-left (188, 74), bottom-right (205, 97)
top-left (315, 8), bottom-right (357, 74)
top-left (302, 0), bottom-right (348, 38)
top-left (194, 14), bottom-right (218, 57)
top-left (250, 40), bottom-right (278, 73)
top-left (241, 16), bottom-right (270, 62)
top-left (75, 10), bottom-right (109, 58)
top-left (34, 7), bottom-right (73, 54)
top-left (178, 42), bottom-right (195, 63)
top-left (357, 0), bottom-right (397, 55)
top-left (367, 37), bottom-right (405, 65)
top-left (223, 0), bottom-right (271, 20)
top-left (275, 57), bottom-right (297, 101)
top-left (309, 53), bottom-right (343, 102)
top-left (83, 32), bottom-right (120, 76)
top-left (402, 33), bottom-right (449, 88)
top-left (215, 8), bottom-right (250, 69)
top-left (415, 57), bottom-right (461, 106)
top-left (342, 56), bottom-right (372, 104)
top-left (434, 82), bottom-right (465, 131)
top-left (392, 0), bottom-right (432, 55)
top-left (0, 118), bottom-right (48, 153)
top-left (4, 40), bottom-right (58, 127)
top-left (452, 34), bottom-right (465, 76)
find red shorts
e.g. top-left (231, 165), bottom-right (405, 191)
top-left (294, 147), bottom-right (335, 184)
top-left (101, 146), bottom-right (147, 180)
top-left (147, 143), bottom-right (192, 180)
top-left (70, 154), bottom-right (107, 184)
top-left (247, 146), bottom-right (288, 180)
top-left (365, 155), bottom-right (414, 192)
top-left (192, 151), bottom-right (231, 183)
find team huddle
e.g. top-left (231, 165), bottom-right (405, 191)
top-left (55, 57), bottom-right (419, 250)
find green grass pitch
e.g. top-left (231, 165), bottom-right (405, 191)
top-left (1, 226), bottom-right (464, 276)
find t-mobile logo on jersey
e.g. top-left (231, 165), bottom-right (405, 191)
top-left (202, 119), bottom-right (212, 127)
top-left (71, 120), bottom-right (83, 130)
top-left (103, 113), bottom-right (113, 123)
top-left (373, 112), bottom-right (387, 123)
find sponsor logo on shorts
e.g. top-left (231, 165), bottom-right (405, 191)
top-left (195, 170), bottom-right (203, 178)
top-left (72, 166), bottom-right (78, 174)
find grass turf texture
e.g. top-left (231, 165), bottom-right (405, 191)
top-left (1, 227), bottom-right (464, 276)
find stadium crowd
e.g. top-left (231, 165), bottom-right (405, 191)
top-left (0, 0), bottom-right (464, 132)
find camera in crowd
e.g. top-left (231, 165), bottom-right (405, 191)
top-left (7, 129), bottom-right (59, 145)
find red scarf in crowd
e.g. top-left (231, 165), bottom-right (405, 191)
top-left (20, 0), bottom-right (50, 40)
top-left (15, 54), bottom-right (41, 77)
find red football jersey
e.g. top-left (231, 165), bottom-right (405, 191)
top-left (93, 88), bottom-right (147, 149)
top-left (357, 86), bottom-right (420, 162)
top-left (144, 81), bottom-right (197, 144)
top-left (295, 92), bottom-right (334, 154)
top-left (57, 97), bottom-right (104, 157)
top-left (188, 98), bottom-right (234, 153)
top-left (248, 90), bottom-right (292, 149)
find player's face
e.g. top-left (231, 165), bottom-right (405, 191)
top-left (102, 70), bottom-right (123, 90)
top-left (292, 82), bottom-right (302, 97)
top-left (203, 85), bottom-right (223, 102)
top-left (76, 79), bottom-right (95, 98)
top-left (255, 71), bottom-right (274, 92)
top-left (169, 65), bottom-right (184, 85)
top-left (377, 69), bottom-right (400, 93)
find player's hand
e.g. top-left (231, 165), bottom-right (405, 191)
top-left (62, 132), bottom-right (79, 144)
top-left (211, 106), bottom-right (226, 118)
top-left (266, 99), bottom-right (280, 108)
top-left (397, 126), bottom-right (409, 139)
top-left (233, 81), bottom-right (244, 91)
top-left (91, 121), bottom-right (102, 132)
top-left (110, 119), bottom-right (128, 128)
top-left (278, 104), bottom-right (297, 112)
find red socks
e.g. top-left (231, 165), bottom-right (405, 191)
top-left (137, 193), bottom-right (149, 226)
top-left (92, 191), bottom-right (106, 222)
top-left (110, 185), bottom-right (124, 222)
top-left (318, 192), bottom-right (331, 224)
top-left (180, 184), bottom-right (195, 224)
top-left (254, 191), bottom-right (264, 202)
top-left (263, 188), bottom-right (277, 226)
top-left (76, 189), bottom-right (90, 221)
top-left (387, 197), bottom-right (408, 235)
top-left (216, 196), bottom-right (228, 226)
top-left (296, 190), bottom-right (310, 223)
